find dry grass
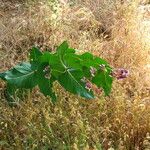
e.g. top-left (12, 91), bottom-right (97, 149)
top-left (0, 0), bottom-right (150, 149)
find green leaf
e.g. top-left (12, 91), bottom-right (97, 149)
top-left (58, 69), bottom-right (94, 99)
top-left (82, 66), bottom-right (91, 79)
top-left (40, 52), bottom-right (54, 63)
top-left (57, 41), bottom-right (71, 69)
top-left (56, 41), bottom-right (81, 75)
top-left (49, 54), bottom-right (66, 77)
top-left (56, 44), bottom-right (95, 99)
top-left (30, 47), bottom-right (42, 62)
top-left (56, 41), bottom-right (69, 53)
top-left (2, 62), bottom-right (37, 89)
top-left (0, 72), bottom-right (6, 80)
top-left (36, 63), bottom-right (56, 103)
top-left (64, 53), bottom-right (82, 70)
top-left (56, 41), bottom-right (76, 55)
top-left (39, 52), bottom-right (65, 78)
top-left (92, 70), bottom-right (113, 96)
top-left (67, 48), bottom-right (76, 53)
top-left (57, 41), bottom-right (68, 63)
top-left (80, 52), bottom-right (108, 69)
top-left (80, 52), bottom-right (93, 60)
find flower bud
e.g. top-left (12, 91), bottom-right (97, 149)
top-left (81, 77), bottom-right (86, 83)
top-left (45, 73), bottom-right (50, 79)
top-left (99, 64), bottom-right (106, 71)
top-left (90, 66), bottom-right (97, 77)
top-left (43, 65), bottom-right (50, 73)
top-left (85, 82), bottom-right (92, 91)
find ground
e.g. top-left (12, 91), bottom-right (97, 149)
top-left (0, 0), bottom-right (150, 150)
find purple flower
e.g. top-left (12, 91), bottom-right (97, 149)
top-left (85, 82), bottom-right (92, 91)
top-left (111, 68), bottom-right (129, 80)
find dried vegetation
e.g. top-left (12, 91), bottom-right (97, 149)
top-left (0, 0), bottom-right (150, 149)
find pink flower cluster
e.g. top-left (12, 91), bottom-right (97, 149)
top-left (111, 68), bottom-right (129, 80)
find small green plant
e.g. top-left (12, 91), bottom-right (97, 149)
top-left (0, 41), bottom-right (118, 103)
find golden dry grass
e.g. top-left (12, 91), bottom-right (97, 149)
top-left (0, 0), bottom-right (150, 149)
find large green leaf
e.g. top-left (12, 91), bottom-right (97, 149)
top-left (56, 41), bottom-right (76, 68)
top-left (57, 41), bottom-right (68, 66)
top-left (39, 52), bottom-right (52, 63)
top-left (92, 70), bottom-right (113, 96)
top-left (36, 63), bottom-right (56, 103)
top-left (56, 42), bottom-right (94, 99)
top-left (80, 52), bottom-right (108, 69)
top-left (64, 53), bottom-right (82, 70)
top-left (1, 62), bottom-right (37, 89)
top-left (58, 69), bottom-right (94, 99)
top-left (39, 52), bottom-right (65, 78)
top-left (30, 47), bottom-right (43, 62)
top-left (79, 52), bottom-right (113, 93)
top-left (57, 42), bottom-right (114, 98)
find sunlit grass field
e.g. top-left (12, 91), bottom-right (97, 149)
top-left (0, 0), bottom-right (150, 149)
